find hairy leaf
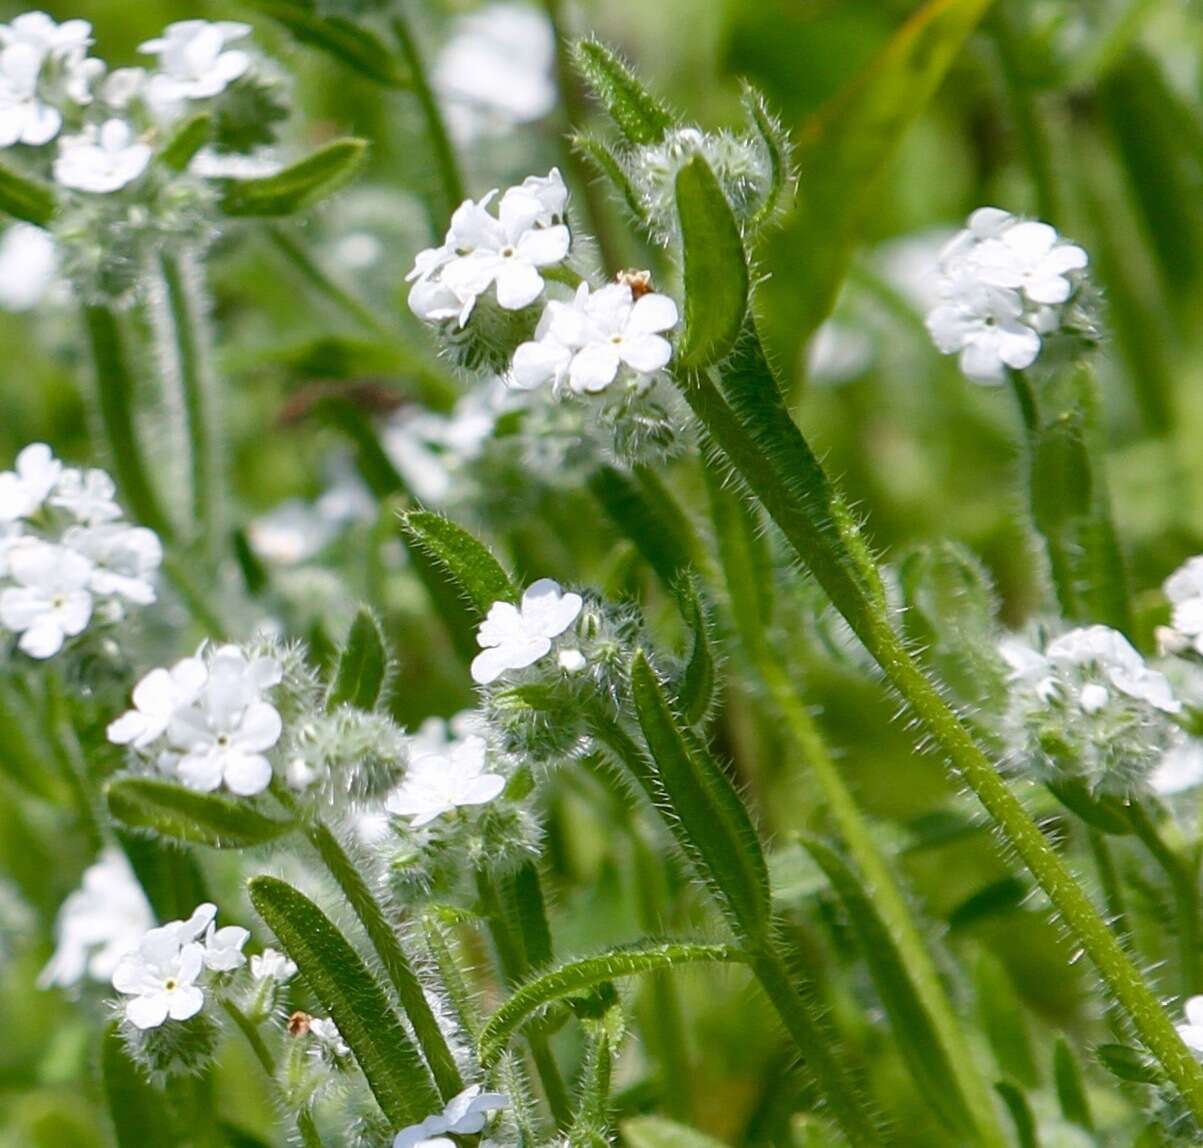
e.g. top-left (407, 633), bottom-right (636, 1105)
top-left (676, 155), bottom-right (748, 369)
top-left (676, 575), bottom-right (716, 726)
top-left (248, 876), bottom-right (440, 1124)
top-left (108, 779), bottom-right (294, 849)
top-left (478, 941), bottom-right (743, 1065)
top-left (399, 510), bottom-right (516, 618)
top-left (219, 139), bottom-right (367, 216)
top-left (572, 39), bottom-right (675, 145)
top-left (328, 608), bottom-right (389, 712)
top-left (253, 2), bottom-right (408, 87)
top-left (589, 465), bottom-right (693, 590)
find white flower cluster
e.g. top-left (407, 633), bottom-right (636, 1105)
top-left (386, 733), bottom-right (505, 828)
top-left (408, 170), bottom-right (570, 325)
top-left (925, 208), bottom-right (1089, 383)
top-left (39, 848), bottom-right (153, 989)
top-left (111, 902), bottom-right (247, 1030)
top-left (1000, 624), bottom-right (1182, 792)
top-left (0, 12), bottom-right (264, 196)
top-left (1158, 555), bottom-right (1203, 657)
top-left (0, 443), bottom-right (162, 658)
top-left (108, 644), bottom-right (284, 797)
top-left (393, 1084), bottom-right (509, 1148)
top-left (472, 577), bottom-right (584, 685)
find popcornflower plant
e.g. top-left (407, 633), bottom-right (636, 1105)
top-left (13, 4), bottom-right (1203, 1148)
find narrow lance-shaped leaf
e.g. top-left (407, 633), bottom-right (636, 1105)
top-left (158, 113), bottom-right (211, 172)
top-left (588, 465), bottom-right (693, 591)
top-left (108, 779), bottom-right (295, 849)
top-left (572, 132), bottom-right (648, 226)
top-left (630, 651), bottom-right (771, 940)
top-left (249, 876), bottom-right (440, 1125)
top-left (400, 510), bottom-right (517, 618)
top-left (674, 575), bottom-right (716, 726)
top-left (252, 1), bottom-right (409, 87)
top-left (675, 155), bottom-right (748, 369)
top-left (1054, 1037), bottom-right (1094, 1131)
top-left (478, 941), bottom-right (743, 1066)
top-left (0, 158), bottom-right (56, 225)
top-left (571, 39), bottom-right (675, 145)
top-left (328, 608), bottom-right (389, 712)
top-left (621, 1116), bottom-right (731, 1148)
top-left (220, 139), bottom-right (368, 217)
top-left (995, 1082), bottom-right (1039, 1148)
top-left (802, 836), bottom-right (977, 1137)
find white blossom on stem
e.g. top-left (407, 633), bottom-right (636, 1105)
top-left (0, 441), bottom-right (61, 522)
top-left (0, 539), bottom-right (93, 658)
top-left (0, 12), bottom-right (96, 148)
top-left (309, 1016), bottom-right (349, 1057)
top-left (64, 523), bottom-right (162, 605)
top-left (385, 734), bottom-right (505, 827)
top-left (250, 948), bottom-right (296, 982)
top-left (108, 656), bottom-right (208, 749)
top-left (111, 924), bottom-right (206, 1030)
top-left (471, 577), bottom-right (583, 685)
top-left (139, 21), bottom-right (251, 101)
top-left (54, 118), bottom-right (151, 193)
top-left (393, 1085), bottom-right (509, 1148)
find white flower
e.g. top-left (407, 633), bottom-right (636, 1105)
top-left (0, 441), bottom-right (61, 521)
top-left (51, 466), bottom-right (123, 523)
top-left (0, 223), bottom-right (58, 311)
top-left (385, 734), bottom-right (505, 827)
top-left (1044, 626), bottom-right (1180, 715)
top-left (408, 171), bottom-right (570, 325)
top-left (202, 919), bottom-right (249, 972)
top-left (1150, 738), bottom-right (1203, 797)
top-left (558, 648), bottom-right (586, 672)
top-left (54, 118), bottom-right (151, 193)
top-left (512, 282), bottom-right (679, 394)
top-left (1161, 556), bottom-right (1203, 656)
top-left (139, 21), bottom-right (251, 101)
top-left (166, 646), bottom-right (284, 796)
top-left (251, 948), bottom-right (297, 982)
top-left (434, 3), bottom-right (556, 142)
top-left (108, 656), bottom-right (208, 749)
top-left (39, 848), bottom-right (153, 988)
top-left (925, 207), bottom-right (1089, 383)
top-left (64, 523), bottom-right (162, 604)
top-left (111, 923), bottom-right (206, 1030)
top-left (0, 12), bottom-right (96, 148)
top-left (1179, 996), bottom-right (1203, 1058)
top-left (470, 577), bottom-right (583, 685)
top-left (248, 500), bottom-right (336, 566)
top-left (309, 1016), bottom-right (349, 1057)
top-left (0, 539), bottom-right (93, 657)
top-left (393, 1085), bottom-right (509, 1148)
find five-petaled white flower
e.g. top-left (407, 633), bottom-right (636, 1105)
top-left (139, 20), bottom-right (251, 102)
top-left (64, 523), bottom-right (162, 604)
top-left (0, 12), bottom-right (96, 148)
top-left (408, 170), bottom-right (570, 325)
top-left (925, 207), bottom-right (1089, 383)
top-left (512, 281), bottom-right (679, 394)
top-left (39, 847), bottom-right (154, 988)
top-left (0, 441), bottom-right (61, 521)
top-left (393, 1085), bottom-right (510, 1148)
top-left (1161, 555), bottom-right (1203, 656)
top-left (470, 577), bottom-right (583, 685)
top-left (54, 118), bottom-right (151, 193)
top-left (112, 921), bottom-right (206, 1030)
top-left (1179, 996), bottom-right (1203, 1059)
top-left (165, 646), bottom-right (284, 796)
top-left (0, 539), bottom-right (93, 658)
top-left (51, 466), bottom-right (123, 523)
top-left (385, 734), bottom-right (505, 827)
top-left (108, 656), bottom-right (208, 749)
top-left (251, 948), bottom-right (297, 982)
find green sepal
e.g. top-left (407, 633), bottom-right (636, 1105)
top-left (219, 139), bottom-right (368, 217)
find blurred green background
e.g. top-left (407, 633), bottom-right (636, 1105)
top-left (3, 1), bottom-right (1203, 1145)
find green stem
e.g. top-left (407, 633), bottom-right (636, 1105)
top-left (82, 303), bottom-right (173, 539)
top-left (1087, 829), bottom-right (1130, 947)
top-left (1127, 803), bottom-right (1201, 998)
top-left (300, 817), bottom-right (464, 1101)
top-left (677, 340), bottom-right (1203, 1121)
top-left (160, 553), bottom-right (227, 639)
top-left (158, 249), bottom-right (222, 561)
top-left (44, 675), bottom-right (104, 854)
top-left (392, 10), bottom-right (466, 219)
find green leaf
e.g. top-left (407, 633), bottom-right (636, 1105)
top-left (588, 465), bottom-right (693, 590)
top-left (621, 1116), bottom-right (730, 1148)
top-left (101, 1023), bottom-right (178, 1147)
top-left (0, 159), bottom-right (55, 225)
top-left (399, 510), bottom-right (516, 619)
top-left (118, 832), bottom-right (209, 922)
top-left (1053, 1037), bottom-right (1094, 1131)
top-left (478, 941), bottom-right (743, 1066)
top-left (675, 155), bottom-right (748, 369)
top-left (504, 861), bottom-right (554, 972)
top-left (740, 83), bottom-right (792, 231)
top-left (248, 876), bottom-right (440, 1125)
top-left (252, 2), bottom-right (408, 87)
top-left (757, 0), bottom-right (995, 379)
top-left (802, 836), bottom-right (977, 1137)
top-left (1046, 778), bottom-right (1133, 836)
top-left (158, 113), bottom-right (212, 172)
top-left (328, 608), bottom-right (389, 712)
top-left (219, 139), bottom-right (368, 217)
top-left (630, 651), bottom-right (771, 940)
top-left (676, 575), bottom-right (716, 726)
top-left (572, 132), bottom-right (648, 225)
top-left (994, 1082), bottom-right (1038, 1148)
top-left (571, 39), bottom-right (675, 145)
top-left (107, 779), bottom-right (294, 849)
top-left (948, 876), bottom-right (1027, 930)
top-left (976, 952), bottom-right (1039, 1088)
top-left (1096, 1042), bottom-right (1159, 1085)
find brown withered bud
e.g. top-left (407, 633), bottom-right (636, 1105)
top-left (287, 1010), bottom-right (313, 1037)
top-left (617, 269), bottom-right (654, 299)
